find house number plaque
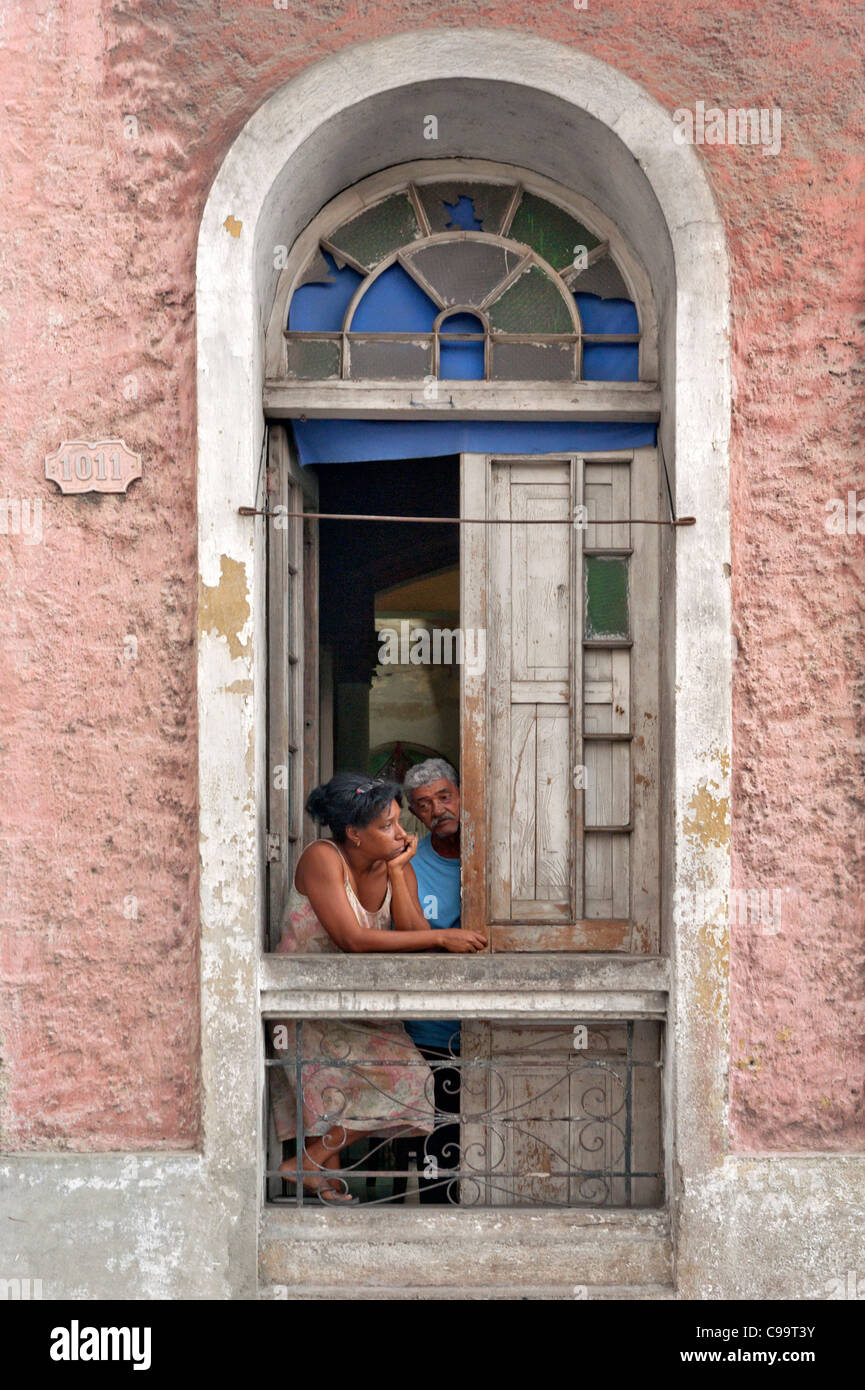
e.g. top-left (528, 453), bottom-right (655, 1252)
top-left (45, 439), bottom-right (142, 494)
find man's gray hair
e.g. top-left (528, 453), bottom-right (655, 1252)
top-left (403, 758), bottom-right (460, 801)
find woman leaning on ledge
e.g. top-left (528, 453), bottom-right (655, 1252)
top-left (269, 774), bottom-right (485, 1203)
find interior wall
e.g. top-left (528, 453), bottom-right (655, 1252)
top-left (370, 618), bottom-right (462, 770)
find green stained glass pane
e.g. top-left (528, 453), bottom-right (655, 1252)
top-left (488, 265), bottom-right (573, 334)
top-left (284, 337), bottom-right (341, 379)
top-left (327, 194), bottom-right (421, 273)
top-left (509, 192), bottom-right (600, 272)
top-left (585, 556), bottom-right (629, 639)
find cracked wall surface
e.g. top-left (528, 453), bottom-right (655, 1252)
top-left (0, 2), bottom-right (862, 1164)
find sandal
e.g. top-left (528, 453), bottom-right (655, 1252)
top-left (278, 1162), bottom-right (358, 1204)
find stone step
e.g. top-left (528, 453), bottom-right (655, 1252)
top-left (260, 1206), bottom-right (673, 1291)
top-left (261, 1282), bottom-right (677, 1300)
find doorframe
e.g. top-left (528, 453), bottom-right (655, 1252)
top-left (196, 30), bottom-right (731, 1295)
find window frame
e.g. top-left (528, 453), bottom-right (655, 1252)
top-left (192, 31), bottom-right (736, 1290)
top-left (261, 162), bottom-right (669, 1220)
top-left (263, 159), bottom-right (660, 418)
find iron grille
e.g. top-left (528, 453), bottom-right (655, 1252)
top-left (265, 1018), bottom-right (663, 1208)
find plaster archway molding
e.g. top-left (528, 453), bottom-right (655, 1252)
top-left (196, 28), bottom-right (731, 1295)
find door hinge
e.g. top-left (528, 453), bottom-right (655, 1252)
top-left (266, 832), bottom-right (282, 863)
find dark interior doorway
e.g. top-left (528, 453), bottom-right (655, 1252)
top-left (315, 455), bottom-right (460, 791)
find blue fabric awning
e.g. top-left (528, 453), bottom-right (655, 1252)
top-left (291, 418), bottom-right (656, 466)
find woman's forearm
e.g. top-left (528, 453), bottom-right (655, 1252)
top-left (388, 869), bottom-right (431, 931)
top-left (341, 926), bottom-right (442, 952)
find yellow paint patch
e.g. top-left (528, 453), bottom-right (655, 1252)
top-left (224, 679), bottom-right (253, 695)
top-left (684, 778), bottom-right (730, 849)
top-left (245, 723), bottom-right (255, 784)
top-left (693, 919), bottom-right (729, 1024)
top-left (224, 215), bottom-right (242, 238)
top-left (199, 556), bottom-right (250, 661)
top-left (733, 1038), bottom-right (765, 1072)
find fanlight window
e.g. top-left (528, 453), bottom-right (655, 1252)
top-left (282, 180), bottom-right (640, 384)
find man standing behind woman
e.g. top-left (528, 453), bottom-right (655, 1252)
top-left (393, 759), bottom-right (465, 1205)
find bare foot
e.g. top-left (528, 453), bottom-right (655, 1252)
top-left (278, 1156), bottom-right (355, 1204)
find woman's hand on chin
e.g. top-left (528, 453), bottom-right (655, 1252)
top-left (385, 834), bottom-right (418, 876)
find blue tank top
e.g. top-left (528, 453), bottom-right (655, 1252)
top-left (405, 835), bottom-right (461, 1051)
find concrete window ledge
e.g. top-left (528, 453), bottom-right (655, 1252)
top-left (259, 1205), bottom-right (673, 1291)
top-left (259, 952), bottom-right (669, 1020)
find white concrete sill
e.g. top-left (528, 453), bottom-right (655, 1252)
top-left (259, 1205), bottom-right (673, 1290)
top-left (262, 1205), bottom-right (669, 1233)
top-left (259, 952), bottom-right (669, 1019)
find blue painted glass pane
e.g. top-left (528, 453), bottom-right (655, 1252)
top-left (582, 343), bottom-right (639, 381)
top-left (441, 312), bottom-right (484, 334)
top-left (439, 312), bottom-right (485, 380)
top-left (441, 195), bottom-right (483, 230)
top-left (574, 293), bottom-right (639, 333)
top-left (439, 340), bottom-right (485, 379)
top-left (289, 251), bottom-right (362, 330)
top-left (353, 264), bottom-right (438, 332)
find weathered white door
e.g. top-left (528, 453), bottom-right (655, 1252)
top-left (266, 424), bottom-right (320, 956)
top-left (460, 449), bottom-right (660, 953)
top-left (459, 449), bottom-right (663, 1204)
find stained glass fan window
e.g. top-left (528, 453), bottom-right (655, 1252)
top-left (282, 180), bottom-right (641, 384)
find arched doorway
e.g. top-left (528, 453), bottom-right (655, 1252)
top-left (196, 30), bottom-right (731, 1295)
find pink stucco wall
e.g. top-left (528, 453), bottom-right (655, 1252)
top-left (1, 1), bottom-right (862, 1150)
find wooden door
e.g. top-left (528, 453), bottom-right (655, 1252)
top-left (267, 424), bottom-right (319, 952)
top-left (460, 450), bottom-right (660, 953)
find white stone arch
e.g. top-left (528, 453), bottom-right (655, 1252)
top-left (195, 28), bottom-right (731, 1294)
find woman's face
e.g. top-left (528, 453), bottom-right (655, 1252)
top-left (350, 800), bottom-right (406, 861)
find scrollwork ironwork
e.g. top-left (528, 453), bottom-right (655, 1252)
top-left (266, 1019), bottom-right (662, 1208)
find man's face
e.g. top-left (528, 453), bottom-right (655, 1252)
top-left (409, 778), bottom-right (460, 837)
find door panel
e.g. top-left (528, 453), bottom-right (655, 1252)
top-left (460, 450), bottom-right (659, 953)
top-left (267, 424), bottom-right (319, 952)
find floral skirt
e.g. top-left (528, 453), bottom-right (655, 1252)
top-left (269, 1018), bottom-right (436, 1141)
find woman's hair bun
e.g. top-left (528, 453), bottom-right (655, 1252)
top-left (304, 773), bottom-right (402, 843)
top-left (304, 786), bottom-right (329, 823)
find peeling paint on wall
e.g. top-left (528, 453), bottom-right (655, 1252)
top-left (198, 557), bottom-right (251, 661)
top-left (1, 0), bottom-right (861, 1175)
top-left (684, 774), bottom-right (730, 850)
